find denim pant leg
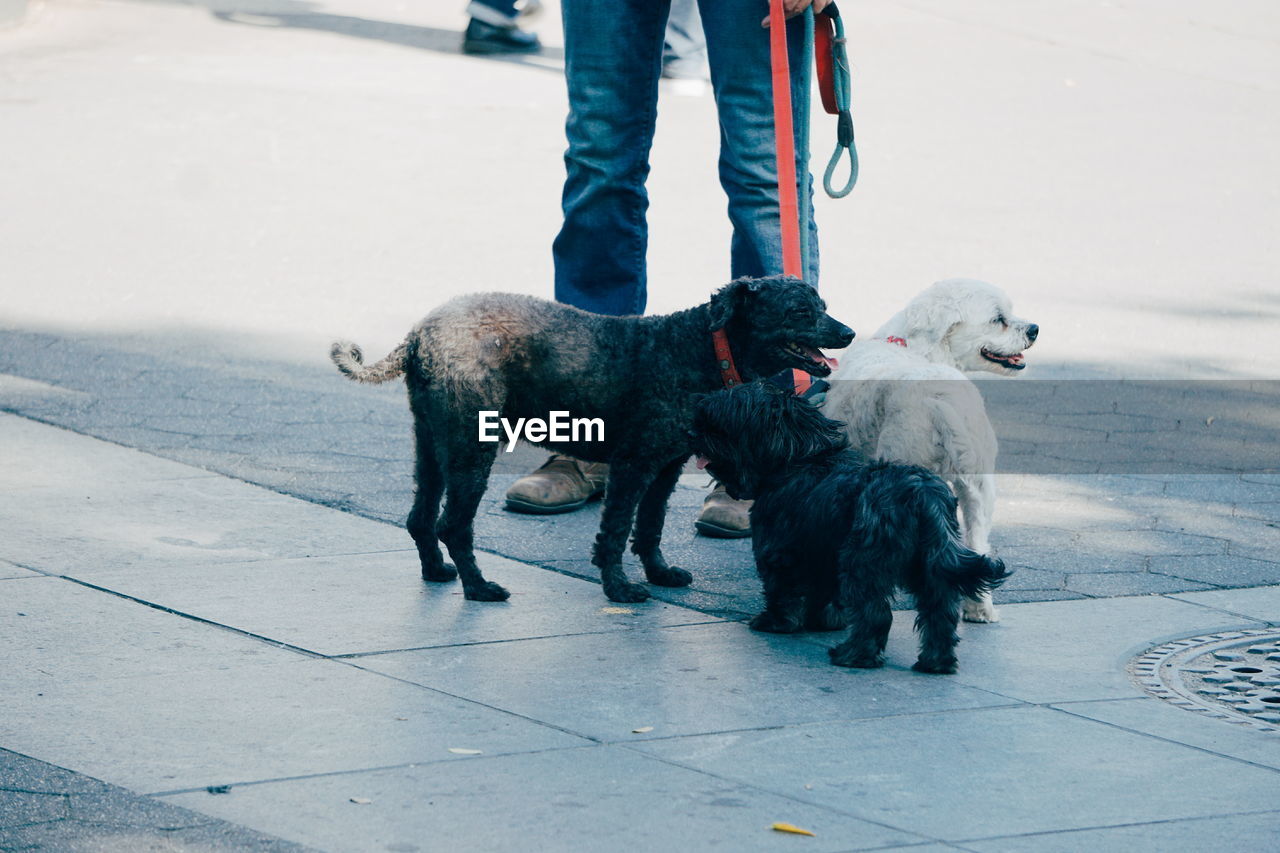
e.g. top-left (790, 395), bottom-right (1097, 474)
top-left (554, 0), bottom-right (671, 316)
top-left (468, 0), bottom-right (518, 23)
top-left (699, 0), bottom-right (820, 287)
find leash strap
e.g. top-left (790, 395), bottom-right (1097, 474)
top-left (768, 0), bottom-right (811, 395)
top-left (711, 328), bottom-right (744, 388)
top-left (816, 6), bottom-right (858, 198)
top-left (768, 0), bottom-right (803, 281)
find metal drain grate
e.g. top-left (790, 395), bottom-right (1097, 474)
top-left (1130, 629), bottom-right (1280, 733)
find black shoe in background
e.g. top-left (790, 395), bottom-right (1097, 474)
top-left (463, 18), bottom-right (542, 55)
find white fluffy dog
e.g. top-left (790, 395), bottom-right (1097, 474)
top-left (822, 279), bottom-right (1038, 623)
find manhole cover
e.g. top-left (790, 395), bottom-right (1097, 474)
top-left (1130, 629), bottom-right (1280, 733)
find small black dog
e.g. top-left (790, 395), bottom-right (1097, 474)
top-left (690, 383), bottom-right (1009, 673)
top-left (332, 276), bottom-right (854, 604)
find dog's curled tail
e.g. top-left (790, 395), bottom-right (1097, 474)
top-left (330, 340), bottom-right (409, 384)
top-left (912, 473), bottom-right (1011, 599)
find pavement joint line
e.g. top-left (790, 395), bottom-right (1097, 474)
top-left (949, 806), bottom-right (1280, 847)
top-left (331, 657), bottom-right (609, 745)
top-left (54, 576), bottom-right (329, 660)
top-left (1046, 704), bottom-right (1280, 776)
top-left (827, 846), bottom-right (970, 853)
top-left (1039, 695), bottom-right (1145, 707)
top-left (326, 619), bottom-right (731, 659)
top-left (143, 742), bottom-right (609, 799)
top-left (610, 700), bottom-right (1033, 749)
top-left (1157, 593), bottom-right (1280, 626)
top-left (615, 741), bottom-right (947, 847)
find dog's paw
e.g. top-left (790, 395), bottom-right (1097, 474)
top-left (805, 602), bottom-right (849, 632)
top-left (912, 656), bottom-right (958, 675)
top-left (422, 562), bottom-right (459, 583)
top-left (464, 581), bottom-right (511, 602)
top-left (646, 565), bottom-right (693, 588)
top-left (962, 599), bottom-right (1000, 623)
top-left (604, 580), bottom-right (651, 604)
top-left (828, 646), bottom-right (884, 669)
top-left (749, 611), bottom-right (801, 633)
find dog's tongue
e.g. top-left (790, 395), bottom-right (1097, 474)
top-left (803, 345), bottom-right (838, 370)
top-left (695, 456), bottom-right (710, 470)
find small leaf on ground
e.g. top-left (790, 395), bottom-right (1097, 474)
top-left (771, 822), bottom-right (815, 837)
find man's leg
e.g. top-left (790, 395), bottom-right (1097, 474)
top-left (507, 0), bottom-right (669, 514)
top-left (699, 0), bottom-right (819, 285)
top-left (552, 0), bottom-right (671, 316)
top-left (693, 0), bottom-right (822, 536)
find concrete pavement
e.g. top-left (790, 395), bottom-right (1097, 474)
top-left (4, 412), bottom-right (1280, 852)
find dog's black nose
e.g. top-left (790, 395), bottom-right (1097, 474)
top-left (838, 325), bottom-right (855, 345)
top-left (1026, 324), bottom-right (1039, 342)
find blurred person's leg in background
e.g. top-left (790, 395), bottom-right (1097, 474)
top-left (663, 0), bottom-right (709, 96)
top-left (463, 0), bottom-right (542, 55)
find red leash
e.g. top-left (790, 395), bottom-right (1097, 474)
top-left (767, 0), bottom-right (812, 394)
top-left (715, 2), bottom-right (841, 393)
top-left (768, 0), bottom-right (803, 282)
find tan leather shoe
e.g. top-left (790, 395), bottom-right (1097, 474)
top-left (505, 454), bottom-right (609, 514)
top-left (695, 483), bottom-right (752, 538)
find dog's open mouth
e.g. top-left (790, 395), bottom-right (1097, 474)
top-left (782, 342), bottom-right (837, 376)
top-left (980, 348), bottom-right (1026, 370)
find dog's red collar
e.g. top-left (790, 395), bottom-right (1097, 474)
top-left (886, 336), bottom-right (907, 347)
top-left (711, 328), bottom-right (743, 388)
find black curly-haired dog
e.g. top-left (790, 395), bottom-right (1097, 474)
top-left (689, 383), bottom-right (1009, 673)
top-left (331, 276), bottom-right (855, 604)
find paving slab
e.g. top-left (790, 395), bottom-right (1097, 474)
top-left (1054, 696), bottom-right (1280, 773)
top-left (1167, 586), bottom-right (1280, 624)
top-left (797, 597), bottom-right (1267, 705)
top-left (79, 551), bottom-right (721, 657)
top-left (0, 788), bottom-right (67, 827)
top-left (356, 622), bottom-right (1016, 742)
top-left (1, 469), bottom-right (410, 577)
top-left (0, 749), bottom-right (316, 851)
top-left (163, 745), bottom-right (927, 853)
top-left (3, 656), bottom-right (589, 793)
top-left (0, 411), bottom-right (216, 490)
top-left (0, 561), bottom-right (37, 580)
top-left (0, 576), bottom-right (298, 691)
top-left (632, 706), bottom-right (1280, 843)
top-left (1063, 572), bottom-right (1213, 597)
top-left (1149, 553), bottom-right (1280, 587)
top-left (0, 820), bottom-right (317, 852)
top-left (963, 810), bottom-right (1280, 853)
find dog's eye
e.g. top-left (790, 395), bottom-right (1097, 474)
top-left (993, 315), bottom-right (1008, 328)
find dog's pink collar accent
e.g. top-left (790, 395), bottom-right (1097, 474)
top-left (711, 328), bottom-right (743, 388)
top-left (886, 336), bottom-right (907, 348)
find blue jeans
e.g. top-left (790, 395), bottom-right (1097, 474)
top-left (554, 0), bottom-right (819, 316)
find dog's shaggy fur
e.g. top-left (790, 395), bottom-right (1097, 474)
top-left (822, 279), bottom-right (1037, 623)
top-left (332, 276), bottom-right (854, 604)
top-left (690, 383), bottom-right (1010, 673)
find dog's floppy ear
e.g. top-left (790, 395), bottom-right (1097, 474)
top-left (707, 277), bottom-right (764, 331)
top-left (902, 290), bottom-right (964, 347)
